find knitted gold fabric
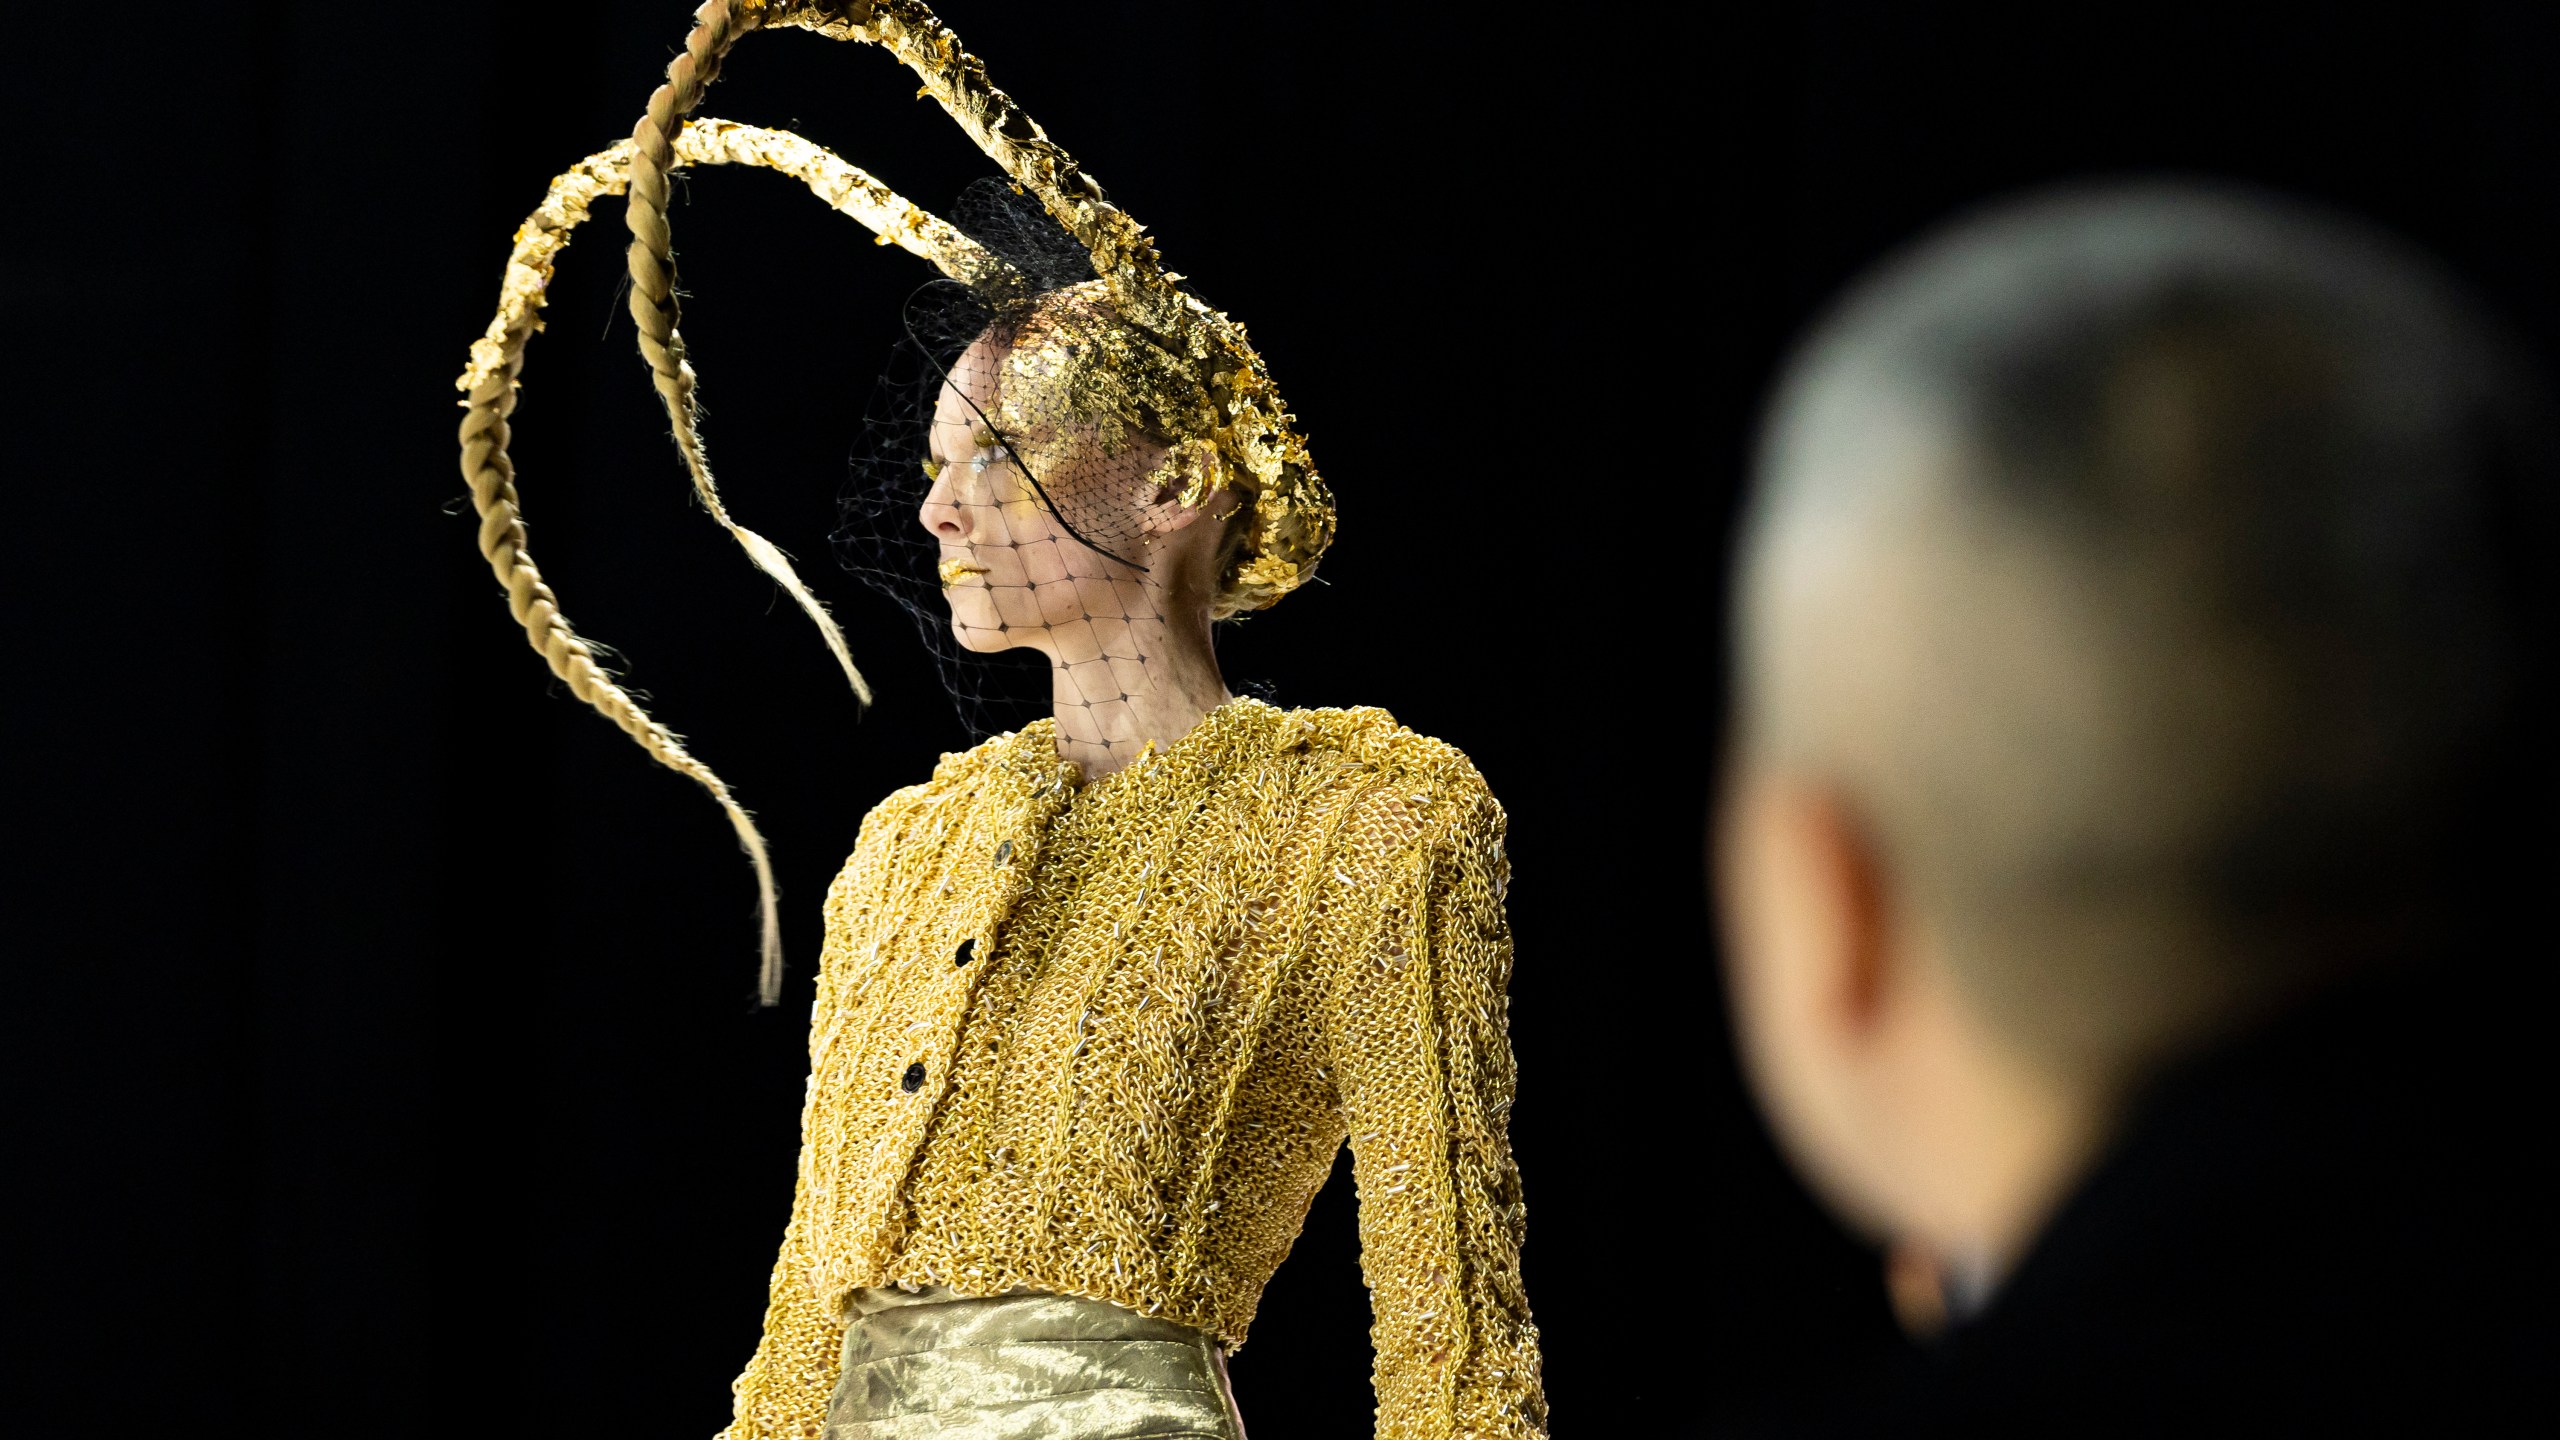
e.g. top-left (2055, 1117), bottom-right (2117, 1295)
top-left (721, 699), bottom-right (1544, 1439)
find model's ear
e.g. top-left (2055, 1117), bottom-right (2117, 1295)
top-left (1138, 442), bottom-right (1241, 536)
top-left (1142, 500), bottom-right (1212, 536)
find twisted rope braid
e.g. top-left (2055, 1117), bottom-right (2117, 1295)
top-left (458, 120), bottom-right (989, 1005)
top-left (622, 2), bottom-right (879, 709)
top-left (463, 0), bottom-right (1333, 998)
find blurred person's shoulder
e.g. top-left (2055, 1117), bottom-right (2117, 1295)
top-left (1713, 964), bottom-right (2555, 1436)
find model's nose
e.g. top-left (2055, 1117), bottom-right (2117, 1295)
top-left (919, 462), bottom-right (965, 540)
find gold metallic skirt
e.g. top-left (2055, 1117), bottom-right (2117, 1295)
top-left (824, 1286), bottom-right (1248, 1440)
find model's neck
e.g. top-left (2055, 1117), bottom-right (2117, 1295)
top-left (1047, 607), bottom-right (1229, 781)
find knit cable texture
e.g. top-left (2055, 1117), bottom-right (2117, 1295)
top-left (720, 700), bottom-right (1545, 1438)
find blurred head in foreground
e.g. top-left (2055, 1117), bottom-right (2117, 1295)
top-left (1718, 182), bottom-right (2552, 1304)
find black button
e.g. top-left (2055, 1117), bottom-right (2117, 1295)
top-left (953, 938), bottom-right (977, 967)
top-left (901, 1062), bottom-right (927, 1093)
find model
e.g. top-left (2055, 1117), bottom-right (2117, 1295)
top-left (454, 5), bottom-right (1544, 1436)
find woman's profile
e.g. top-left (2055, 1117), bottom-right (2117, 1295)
top-left (453, 5), bottom-right (1545, 1436)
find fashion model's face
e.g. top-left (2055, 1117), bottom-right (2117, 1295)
top-left (918, 327), bottom-right (1230, 661)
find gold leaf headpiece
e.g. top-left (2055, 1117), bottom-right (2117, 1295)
top-left (760, 0), bottom-right (1337, 608)
top-left (453, 0), bottom-right (1332, 1004)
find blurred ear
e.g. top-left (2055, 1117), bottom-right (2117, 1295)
top-left (1803, 788), bottom-right (1894, 1033)
top-left (1719, 772), bottom-right (1898, 1054)
top-left (1717, 768), bottom-right (1908, 1239)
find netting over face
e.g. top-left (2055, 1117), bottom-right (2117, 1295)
top-left (839, 184), bottom-right (1245, 755)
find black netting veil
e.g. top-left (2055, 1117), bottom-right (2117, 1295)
top-left (837, 280), bottom-right (1032, 739)
top-left (836, 180), bottom-right (1225, 746)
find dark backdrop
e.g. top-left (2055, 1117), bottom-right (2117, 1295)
top-left (11, 3), bottom-right (2556, 1434)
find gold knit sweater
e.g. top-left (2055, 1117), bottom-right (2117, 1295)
top-left (719, 700), bottom-right (1544, 1439)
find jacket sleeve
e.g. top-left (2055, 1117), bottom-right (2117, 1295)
top-left (713, 1201), bottom-right (845, 1440)
top-left (1323, 779), bottom-right (1547, 1439)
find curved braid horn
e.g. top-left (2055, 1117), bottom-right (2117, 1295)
top-left (757, 1), bottom-right (1173, 319)
top-left (457, 119), bottom-right (995, 1005)
top-left (619, 2), bottom-right (890, 711)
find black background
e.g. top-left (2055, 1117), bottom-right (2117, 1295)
top-left (11, 3), bottom-right (2557, 1434)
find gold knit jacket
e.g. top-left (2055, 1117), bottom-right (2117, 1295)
top-left (721, 700), bottom-right (1544, 1439)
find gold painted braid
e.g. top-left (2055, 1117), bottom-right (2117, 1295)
top-left (619, 1), bottom-right (887, 711)
top-left (756, 0), bottom-right (1164, 302)
top-left (456, 118), bottom-right (999, 1005)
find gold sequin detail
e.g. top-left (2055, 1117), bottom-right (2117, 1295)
top-left (719, 701), bottom-right (1544, 1439)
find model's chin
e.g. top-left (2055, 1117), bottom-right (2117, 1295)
top-left (946, 608), bottom-right (1017, 654)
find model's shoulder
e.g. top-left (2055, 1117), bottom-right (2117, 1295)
top-left (1277, 704), bottom-right (1496, 804)
top-left (927, 722), bottom-right (1063, 785)
top-left (868, 723), bottom-right (1070, 821)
